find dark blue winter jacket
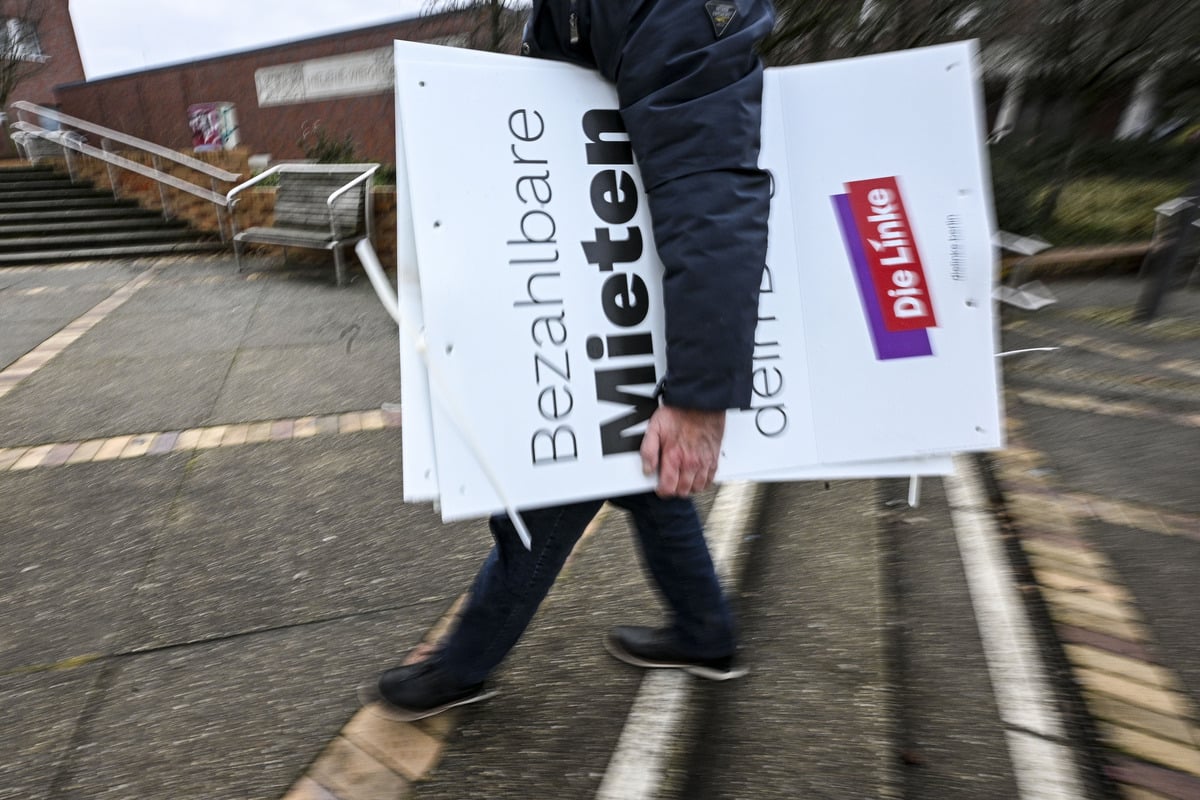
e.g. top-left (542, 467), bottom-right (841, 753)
top-left (523, 0), bottom-right (775, 411)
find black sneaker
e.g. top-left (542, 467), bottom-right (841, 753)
top-left (604, 625), bottom-right (748, 681)
top-left (358, 659), bottom-right (497, 722)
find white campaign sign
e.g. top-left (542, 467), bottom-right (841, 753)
top-left (389, 40), bottom-right (1000, 520)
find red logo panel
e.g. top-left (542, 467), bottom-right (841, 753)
top-left (844, 177), bottom-right (937, 333)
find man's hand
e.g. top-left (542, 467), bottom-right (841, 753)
top-left (640, 405), bottom-right (727, 497)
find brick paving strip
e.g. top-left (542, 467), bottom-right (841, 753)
top-left (0, 409), bottom-right (403, 471)
top-left (1005, 319), bottom-right (1200, 381)
top-left (1014, 387), bottom-right (1200, 430)
top-left (8, 281), bottom-right (131, 298)
top-left (0, 263), bottom-right (95, 275)
top-left (1007, 486), bottom-right (1200, 545)
top-left (994, 421), bottom-right (1200, 800)
top-left (0, 266), bottom-right (161, 402)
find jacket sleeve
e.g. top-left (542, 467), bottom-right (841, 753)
top-left (613, 0), bottom-right (775, 411)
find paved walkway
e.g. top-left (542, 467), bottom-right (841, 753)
top-left (1, 256), bottom-right (492, 799)
top-left (2, 253), bottom-right (1197, 799)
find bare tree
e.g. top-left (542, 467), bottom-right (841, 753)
top-left (762, 0), bottom-right (1012, 65)
top-left (0, 0), bottom-right (47, 110)
top-left (853, 0), bottom-right (999, 53)
top-left (760, 0), bottom-right (864, 65)
top-left (1007, 0), bottom-right (1200, 223)
top-left (423, 0), bottom-right (527, 55)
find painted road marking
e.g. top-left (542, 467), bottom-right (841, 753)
top-left (595, 481), bottom-right (764, 800)
top-left (947, 455), bottom-right (1087, 800)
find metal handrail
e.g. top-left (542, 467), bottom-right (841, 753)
top-left (12, 101), bottom-right (241, 182)
top-left (11, 123), bottom-right (229, 207)
top-left (10, 119), bottom-right (236, 243)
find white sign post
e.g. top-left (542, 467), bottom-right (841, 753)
top-left (365, 40), bottom-right (1002, 525)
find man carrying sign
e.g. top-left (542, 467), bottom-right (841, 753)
top-left (366, 0), bottom-right (776, 720)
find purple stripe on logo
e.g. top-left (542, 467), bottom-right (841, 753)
top-left (833, 194), bottom-right (933, 360)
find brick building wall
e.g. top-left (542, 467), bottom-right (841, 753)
top-left (1, 0), bottom-right (85, 156)
top-left (51, 9), bottom-right (512, 167)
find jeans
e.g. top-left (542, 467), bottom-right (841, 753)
top-left (437, 492), bottom-right (737, 685)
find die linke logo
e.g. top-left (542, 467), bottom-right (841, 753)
top-left (833, 176), bottom-right (937, 360)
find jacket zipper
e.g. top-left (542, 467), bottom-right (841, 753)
top-left (569, 0), bottom-right (579, 45)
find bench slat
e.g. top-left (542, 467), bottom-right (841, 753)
top-left (236, 226), bottom-right (353, 247)
top-left (275, 174), bottom-right (365, 236)
top-left (229, 163), bottom-right (378, 286)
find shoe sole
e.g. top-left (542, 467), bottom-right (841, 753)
top-left (604, 637), bottom-right (748, 681)
top-left (357, 681), bottom-right (498, 722)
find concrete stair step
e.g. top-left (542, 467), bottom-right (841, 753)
top-left (0, 164), bottom-right (222, 267)
top-left (0, 166), bottom-right (58, 178)
top-left (0, 228), bottom-right (208, 251)
top-left (0, 207), bottom-right (164, 223)
top-left (0, 179), bottom-right (86, 191)
top-left (0, 197), bottom-right (140, 212)
top-left (0, 187), bottom-right (111, 201)
top-left (0, 218), bottom-right (188, 237)
top-left (0, 240), bottom-right (225, 265)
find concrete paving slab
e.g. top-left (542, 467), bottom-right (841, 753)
top-left (208, 341), bottom-right (400, 424)
top-left (62, 305), bottom-right (256, 360)
top-left (1039, 276), bottom-right (1154, 309)
top-left (1001, 324), bottom-right (1200, 411)
top-left (0, 319), bottom-right (68, 369)
top-left (0, 455), bottom-right (190, 672)
top-left (114, 280), bottom-right (266, 318)
top-left (682, 480), bottom-right (902, 800)
top-left (122, 432), bottom-right (490, 651)
top-left (882, 477), bottom-right (1024, 800)
top-left (1003, 325), bottom-right (1199, 386)
top-left (150, 256), bottom-right (243, 281)
top-left (0, 664), bottom-right (107, 800)
top-left (0, 289), bottom-right (114, 323)
top-left (253, 275), bottom-right (380, 303)
top-left (241, 286), bottom-right (398, 348)
top-left (1009, 276), bottom-right (1200, 360)
top-left (51, 608), bottom-right (444, 800)
top-left (158, 257), bottom-right (352, 290)
top-left (1045, 276), bottom-right (1200, 322)
top-left (1014, 402), bottom-right (1199, 516)
top-left (0, 351), bottom-right (232, 445)
top-left (4, 263), bottom-right (143, 290)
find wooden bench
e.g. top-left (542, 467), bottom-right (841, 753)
top-left (226, 163), bottom-right (380, 286)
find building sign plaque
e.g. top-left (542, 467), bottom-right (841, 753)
top-left (256, 48), bottom-right (395, 107)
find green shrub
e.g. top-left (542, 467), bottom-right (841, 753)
top-left (988, 144), bottom-right (1046, 235)
top-left (299, 121), bottom-right (361, 164)
top-left (988, 137), bottom-right (1198, 244)
top-left (373, 164), bottom-right (397, 186)
top-left (1044, 177), bottom-right (1188, 245)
